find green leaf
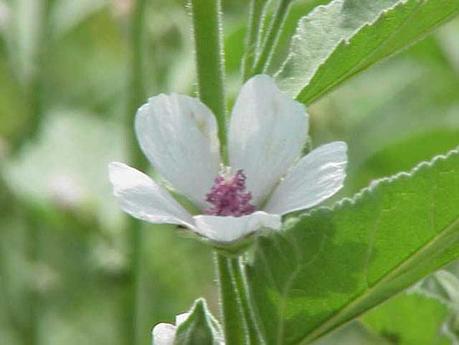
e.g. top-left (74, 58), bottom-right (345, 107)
top-left (363, 291), bottom-right (450, 345)
top-left (246, 147), bottom-right (459, 345)
top-left (276, 0), bottom-right (459, 104)
top-left (313, 321), bottom-right (390, 345)
top-left (174, 298), bottom-right (223, 345)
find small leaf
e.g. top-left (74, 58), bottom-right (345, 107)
top-left (313, 321), bottom-right (390, 345)
top-left (276, 0), bottom-right (459, 104)
top-left (363, 291), bottom-right (450, 345)
top-left (174, 298), bottom-right (223, 345)
top-left (247, 147), bottom-right (459, 345)
top-left (416, 270), bottom-right (459, 307)
top-left (414, 270), bottom-right (459, 344)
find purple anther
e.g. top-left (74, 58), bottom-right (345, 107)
top-left (204, 169), bottom-right (256, 217)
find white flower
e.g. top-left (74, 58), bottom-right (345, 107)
top-left (152, 313), bottom-right (189, 345)
top-left (109, 75), bottom-right (347, 243)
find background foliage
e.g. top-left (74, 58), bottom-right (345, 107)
top-left (0, 0), bottom-right (458, 344)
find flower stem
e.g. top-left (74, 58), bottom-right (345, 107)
top-left (242, 0), bottom-right (268, 81)
top-left (251, 0), bottom-right (292, 76)
top-left (230, 257), bottom-right (265, 345)
top-left (189, 0), bottom-right (227, 157)
top-left (190, 1), bottom-right (250, 343)
top-left (216, 254), bottom-right (248, 344)
top-left (124, 0), bottom-right (148, 345)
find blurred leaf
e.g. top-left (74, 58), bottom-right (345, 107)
top-left (174, 299), bottom-right (222, 345)
top-left (313, 321), bottom-right (390, 345)
top-left (416, 270), bottom-right (459, 308)
top-left (4, 109), bottom-right (125, 229)
top-left (5, 0), bottom-right (48, 83)
top-left (276, 0), bottom-right (459, 104)
top-left (349, 128), bottom-right (459, 193)
top-left (51, 0), bottom-right (108, 37)
top-left (363, 291), bottom-right (450, 345)
top-left (416, 269), bottom-right (459, 344)
top-left (247, 147), bottom-right (459, 345)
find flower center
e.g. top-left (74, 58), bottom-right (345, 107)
top-left (205, 168), bottom-right (256, 217)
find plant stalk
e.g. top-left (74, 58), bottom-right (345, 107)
top-left (252, 0), bottom-right (292, 75)
top-left (124, 0), bottom-right (148, 345)
top-left (190, 1), bottom-right (254, 343)
top-left (216, 254), bottom-right (248, 344)
top-left (189, 0), bottom-right (227, 157)
top-left (242, 0), bottom-right (268, 81)
top-left (230, 257), bottom-right (265, 345)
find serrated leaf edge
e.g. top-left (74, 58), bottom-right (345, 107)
top-left (275, 0), bottom-right (406, 92)
top-left (283, 146), bottom-right (459, 344)
top-left (284, 146), bottom-right (459, 231)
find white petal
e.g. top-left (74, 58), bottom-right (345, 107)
top-left (135, 94), bottom-right (221, 208)
top-left (228, 74), bottom-right (308, 205)
top-left (193, 211), bottom-right (281, 243)
top-left (264, 142), bottom-right (347, 215)
top-left (109, 162), bottom-right (194, 227)
top-left (152, 323), bottom-right (176, 345)
top-left (175, 313), bottom-right (190, 326)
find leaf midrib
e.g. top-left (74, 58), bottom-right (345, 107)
top-left (294, 215), bottom-right (459, 345)
top-left (297, 0), bottom-right (422, 103)
top-left (297, 0), bottom-right (459, 104)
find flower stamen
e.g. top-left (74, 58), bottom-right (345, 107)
top-left (205, 169), bottom-right (255, 217)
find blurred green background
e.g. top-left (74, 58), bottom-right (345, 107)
top-left (0, 1), bottom-right (458, 344)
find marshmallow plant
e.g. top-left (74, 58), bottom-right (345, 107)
top-left (109, 0), bottom-right (459, 344)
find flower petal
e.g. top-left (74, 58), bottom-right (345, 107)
top-left (135, 94), bottom-right (221, 208)
top-left (228, 74), bottom-right (308, 206)
top-left (109, 162), bottom-right (194, 227)
top-left (193, 211), bottom-right (281, 243)
top-left (175, 313), bottom-right (190, 326)
top-left (152, 323), bottom-right (176, 345)
top-left (264, 142), bottom-right (347, 215)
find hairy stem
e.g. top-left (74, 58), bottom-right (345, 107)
top-left (242, 0), bottom-right (268, 81)
top-left (252, 0), bottom-right (292, 75)
top-left (190, 1), bottom-right (249, 343)
top-left (216, 254), bottom-right (248, 344)
top-left (231, 257), bottom-right (265, 345)
top-left (190, 0), bottom-right (227, 157)
top-left (124, 0), bottom-right (148, 344)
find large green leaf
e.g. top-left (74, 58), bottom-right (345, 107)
top-left (246, 147), bottom-right (459, 345)
top-left (276, 0), bottom-right (459, 104)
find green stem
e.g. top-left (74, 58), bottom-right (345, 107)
top-left (190, 0), bottom-right (227, 157)
top-left (252, 0), bottom-right (292, 76)
top-left (17, 1), bottom-right (52, 344)
top-left (242, 0), bottom-right (268, 81)
top-left (12, 0), bottom-right (51, 153)
top-left (216, 254), bottom-right (247, 344)
top-left (230, 257), bottom-right (265, 345)
top-left (189, 1), bottom-right (248, 343)
top-left (24, 211), bottom-right (41, 345)
top-left (124, 1), bottom-right (148, 345)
